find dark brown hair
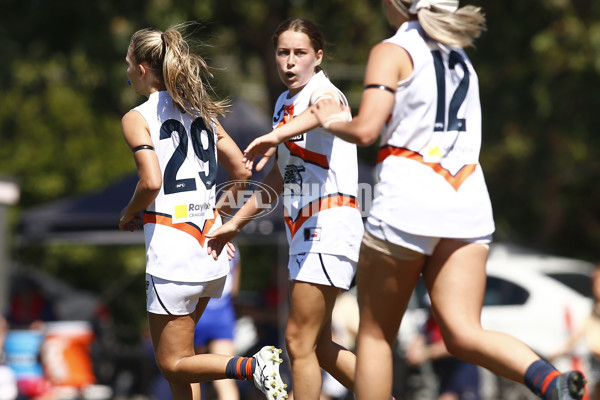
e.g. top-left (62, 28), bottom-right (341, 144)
top-left (272, 18), bottom-right (326, 73)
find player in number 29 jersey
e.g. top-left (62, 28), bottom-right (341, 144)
top-left (120, 25), bottom-right (287, 400)
top-left (133, 91), bottom-right (229, 283)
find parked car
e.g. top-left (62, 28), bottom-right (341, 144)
top-left (480, 243), bottom-right (593, 367)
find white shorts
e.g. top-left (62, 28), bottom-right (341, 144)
top-left (288, 253), bottom-right (356, 290)
top-left (365, 216), bottom-right (492, 256)
top-left (146, 273), bottom-right (226, 316)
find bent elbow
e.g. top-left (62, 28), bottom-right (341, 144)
top-left (357, 131), bottom-right (380, 147)
top-left (347, 118), bottom-right (380, 147)
top-left (143, 177), bottom-right (162, 193)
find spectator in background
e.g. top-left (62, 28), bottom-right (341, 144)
top-left (0, 315), bottom-right (18, 400)
top-left (7, 279), bottom-right (55, 330)
top-left (4, 278), bottom-right (54, 398)
top-left (406, 303), bottom-right (481, 400)
top-left (550, 263), bottom-right (600, 400)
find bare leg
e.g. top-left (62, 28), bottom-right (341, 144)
top-left (315, 320), bottom-right (355, 391)
top-left (424, 240), bottom-right (541, 383)
top-left (286, 281), bottom-right (340, 400)
top-left (148, 298), bottom-right (233, 400)
top-left (354, 244), bottom-right (425, 400)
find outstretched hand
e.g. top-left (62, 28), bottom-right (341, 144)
top-left (206, 222), bottom-right (241, 261)
top-left (242, 133), bottom-right (278, 172)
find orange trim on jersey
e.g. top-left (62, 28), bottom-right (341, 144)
top-left (284, 194), bottom-right (358, 238)
top-left (143, 209), bottom-right (218, 248)
top-left (377, 146), bottom-right (476, 191)
top-left (275, 104), bottom-right (294, 128)
top-left (275, 102), bottom-right (330, 169)
top-left (284, 141), bottom-right (330, 169)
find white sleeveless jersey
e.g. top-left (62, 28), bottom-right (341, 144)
top-left (370, 21), bottom-right (495, 238)
top-left (133, 91), bottom-right (229, 282)
top-left (274, 71), bottom-right (364, 260)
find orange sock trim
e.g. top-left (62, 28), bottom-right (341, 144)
top-left (246, 358), bottom-right (254, 381)
top-left (235, 357), bottom-right (244, 380)
top-left (541, 371), bottom-right (562, 395)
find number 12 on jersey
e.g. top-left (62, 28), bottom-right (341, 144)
top-left (431, 49), bottom-right (469, 133)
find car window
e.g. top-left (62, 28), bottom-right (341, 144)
top-left (484, 276), bottom-right (530, 306)
top-left (409, 275), bottom-right (531, 309)
top-left (545, 273), bottom-right (593, 298)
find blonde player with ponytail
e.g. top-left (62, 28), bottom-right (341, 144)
top-left (312, 2), bottom-right (587, 400)
top-left (119, 23), bottom-right (287, 400)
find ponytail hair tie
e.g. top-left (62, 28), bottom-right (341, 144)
top-left (409, 0), bottom-right (458, 14)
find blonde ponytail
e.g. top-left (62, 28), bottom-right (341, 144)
top-left (129, 23), bottom-right (229, 121)
top-left (389, 0), bottom-right (486, 48)
top-left (417, 5), bottom-right (486, 48)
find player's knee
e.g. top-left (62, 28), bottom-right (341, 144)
top-left (442, 331), bottom-right (479, 359)
top-left (154, 356), bottom-right (182, 382)
top-left (285, 325), bottom-right (313, 360)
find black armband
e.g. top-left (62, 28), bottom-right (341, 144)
top-left (364, 84), bottom-right (396, 94)
top-left (132, 144), bottom-right (155, 153)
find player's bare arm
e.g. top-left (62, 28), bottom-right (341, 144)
top-left (119, 110), bottom-right (161, 231)
top-left (215, 120), bottom-right (251, 218)
top-left (243, 87), bottom-right (347, 171)
top-left (312, 42), bottom-right (410, 147)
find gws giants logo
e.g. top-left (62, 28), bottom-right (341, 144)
top-left (283, 165), bottom-right (305, 195)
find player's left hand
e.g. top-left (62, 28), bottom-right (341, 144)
top-left (242, 133), bottom-right (278, 171)
top-left (225, 241), bottom-right (236, 261)
top-left (206, 222), bottom-right (241, 260)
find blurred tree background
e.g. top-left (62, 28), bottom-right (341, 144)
top-left (1, 0), bottom-right (600, 342)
